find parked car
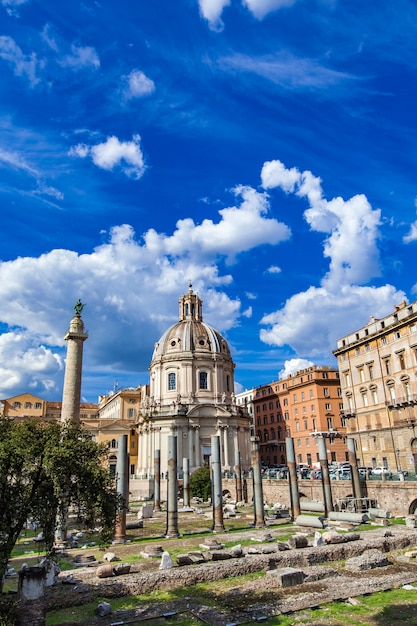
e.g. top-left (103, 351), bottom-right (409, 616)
top-left (372, 467), bottom-right (392, 479)
top-left (299, 467), bottom-right (310, 479)
top-left (339, 462), bottom-right (351, 471)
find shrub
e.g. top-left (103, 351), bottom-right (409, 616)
top-left (189, 466), bottom-right (212, 501)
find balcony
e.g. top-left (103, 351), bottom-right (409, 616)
top-left (340, 408), bottom-right (356, 418)
top-left (386, 394), bottom-right (417, 409)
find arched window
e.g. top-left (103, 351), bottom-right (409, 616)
top-left (257, 430), bottom-right (262, 441)
top-left (168, 372), bottom-right (176, 391)
top-left (199, 371), bottom-right (208, 390)
top-left (110, 438), bottom-right (117, 449)
top-left (264, 430), bottom-right (269, 442)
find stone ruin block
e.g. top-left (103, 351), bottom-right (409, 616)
top-left (288, 534), bottom-right (309, 549)
top-left (211, 550), bottom-right (234, 561)
top-left (345, 549), bottom-right (391, 572)
top-left (266, 567), bottom-right (306, 587)
top-left (176, 554), bottom-right (197, 566)
top-left (103, 552), bottom-right (120, 562)
top-left (113, 563), bottom-right (131, 576)
top-left (96, 564), bottom-right (113, 578)
top-left (73, 554), bottom-right (98, 567)
top-left (322, 530), bottom-right (346, 545)
top-left (199, 539), bottom-right (225, 550)
top-left (140, 545), bottom-right (164, 558)
top-left (94, 601), bottom-right (112, 617)
top-left (247, 545), bottom-right (277, 555)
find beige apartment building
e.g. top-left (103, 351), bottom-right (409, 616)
top-left (253, 366), bottom-right (347, 467)
top-left (0, 388), bottom-right (147, 477)
top-left (333, 299), bottom-right (417, 474)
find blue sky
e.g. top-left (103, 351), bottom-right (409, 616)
top-left (1, 0), bottom-right (417, 402)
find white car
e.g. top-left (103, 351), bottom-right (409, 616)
top-left (372, 467), bottom-right (392, 478)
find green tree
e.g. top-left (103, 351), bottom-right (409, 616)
top-left (189, 466), bottom-right (212, 501)
top-left (0, 417), bottom-right (118, 590)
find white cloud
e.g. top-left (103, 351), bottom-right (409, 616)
top-left (0, 36), bottom-right (43, 86)
top-left (242, 306), bottom-right (253, 318)
top-left (69, 134), bottom-right (146, 179)
top-left (403, 219), bottom-right (417, 244)
top-left (267, 265), bottom-right (281, 274)
top-left (262, 159), bottom-right (381, 289)
top-left (124, 69), bottom-right (155, 99)
top-left (220, 52), bottom-right (353, 91)
top-left (0, 144), bottom-right (64, 202)
top-left (146, 185), bottom-right (291, 263)
top-left (0, 332), bottom-right (62, 398)
top-left (243, 0), bottom-right (297, 20)
top-left (59, 44), bottom-right (100, 70)
top-left (278, 357), bottom-right (315, 380)
top-left (259, 158), bottom-right (404, 357)
top-left (260, 284), bottom-right (405, 356)
top-left (0, 184), bottom-right (292, 397)
top-left (198, 0), bottom-right (231, 30)
top-left (1, 0), bottom-right (29, 16)
top-left (198, 0), bottom-right (299, 28)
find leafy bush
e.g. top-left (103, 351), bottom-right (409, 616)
top-left (189, 466), bottom-right (212, 501)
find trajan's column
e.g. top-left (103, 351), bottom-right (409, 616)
top-left (61, 300), bottom-right (88, 422)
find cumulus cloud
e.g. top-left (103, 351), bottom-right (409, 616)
top-left (260, 284), bottom-right (405, 356)
top-left (267, 265), bottom-right (281, 274)
top-left (262, 159), bottom-right (381, 289)
top-left (145, 185), bottom-right (290, 263)
top-left (0, 183), bottom-right (291, 397)
top-left (279, 357), bottom-right (315, 380)
top-left (124, 69), bottom-right (155, 99)
top-left (198, 0), bottom-right (231, 30)
top-left (0, 36), bottom-right (43, 86)
top-left (69, 134), bottom-right (146, 179)
top-left (259, 159), bottom-right (405, 357)
top-left (0, 331), bottom-right (63, 398)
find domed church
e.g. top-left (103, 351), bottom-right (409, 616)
top-left (137, 285), bottom-right (251, 478)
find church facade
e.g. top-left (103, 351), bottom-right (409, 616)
top-left (137, 286), bottom-right (251, 477)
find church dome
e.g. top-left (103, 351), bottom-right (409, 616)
top-left (149, 286), bottom-right (235, 407)
top-left (152, 286), bottom-right (232, 362)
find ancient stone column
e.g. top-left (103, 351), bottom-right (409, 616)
top-left (211, 435), bottom-right (225, 532)
top-left (317, 436), bottom-right (333, 516)
top-left (16, 564), bottom-right (46, 626)
top-left (183, 457), bottom-right (190, 508)
top-left (114, 435), bottom-right (128, 543)
top-left (154, 448), bottom-right (161, 512)
top-left (60, 302), bottom-right (88, 423)
top-left (251, 436), bottom-right (265, 528)
top-left (286, 436), bottom-right (300, 519)
top-left (347, 437), bottom-right (362, 502)
top-left (165, 435), bottom-right (179, 537)
top-left (234, 447), bottom-right (243, 503)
